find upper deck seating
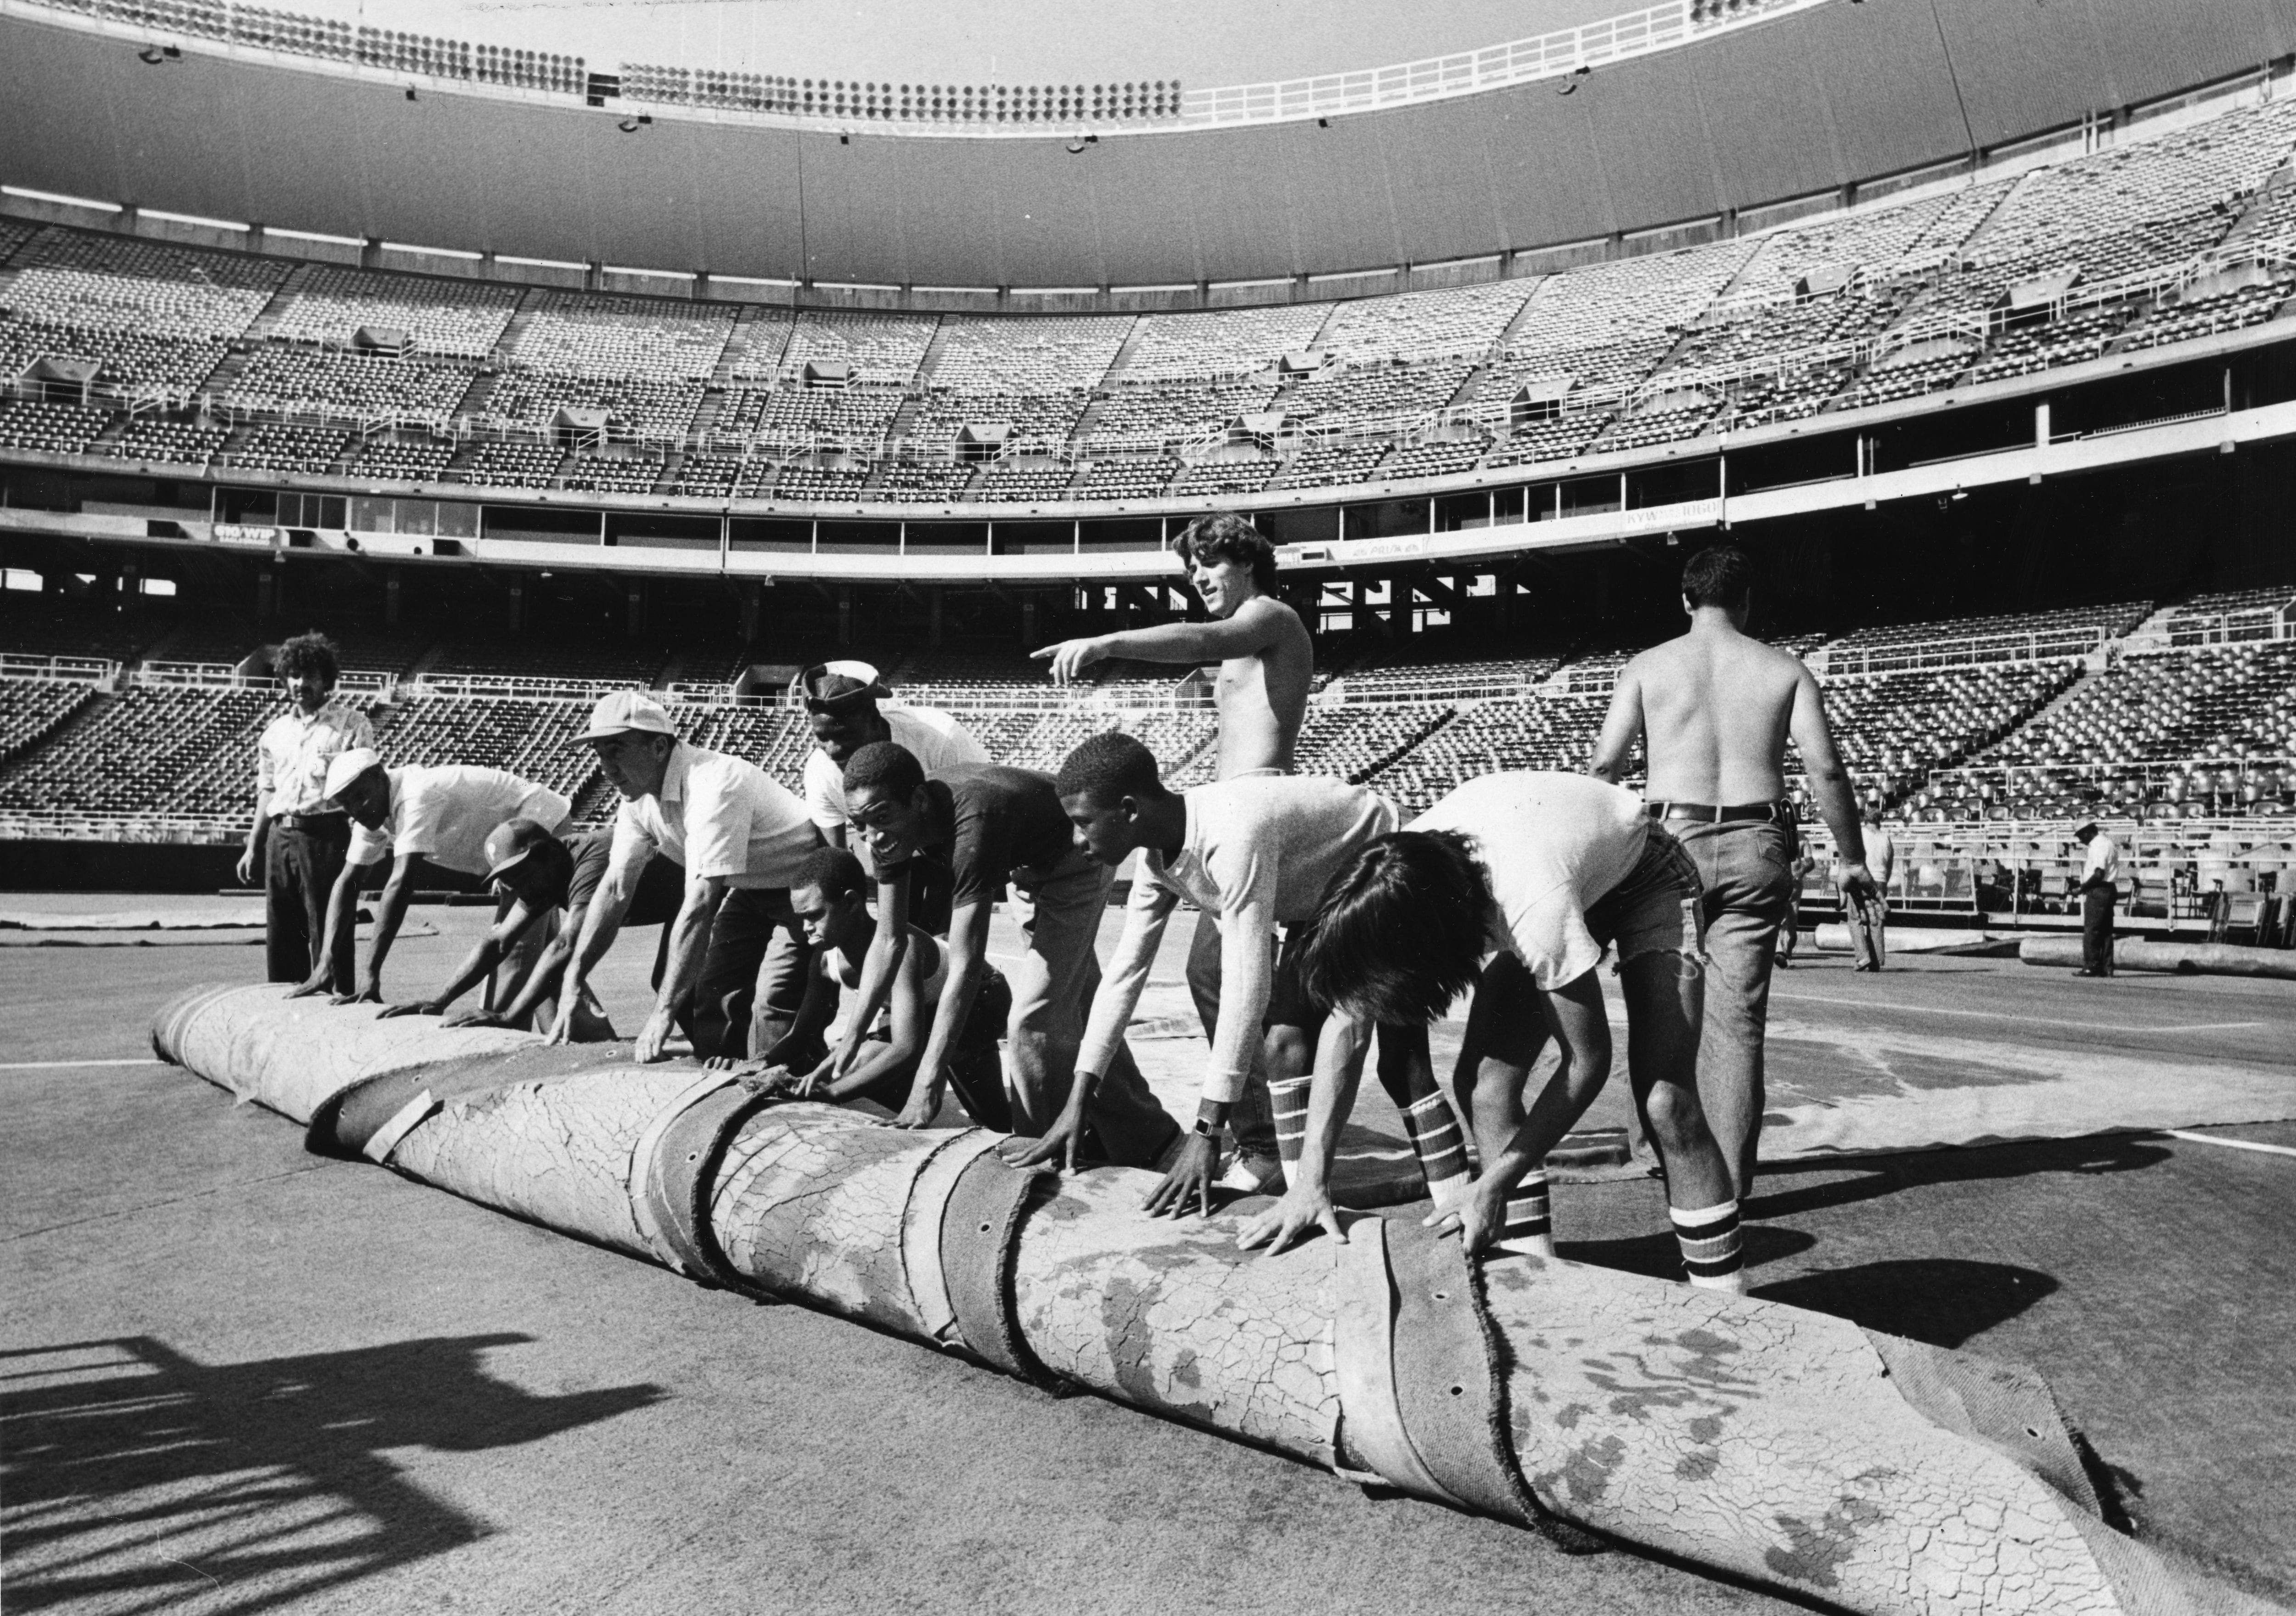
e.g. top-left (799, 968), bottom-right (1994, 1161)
top-left (267, 267), bottom-right (520, 358)
top-left (2, 232), bottom-right (283, 340)
top-left (504, 293), bottom-right (735, 380)
top-left (772, 465), bottom-right (868, 502)
top-left (674, 453), bottom-right (778, 499)
top-left (227, 346), bottom-right (476, 419)
top-left (487, 374), bottom-right (705, 439)
top-left (374, 693), bottom-right (600, 803)
top-left (776, 312), bottom-right (938, 387)
top-left (0, 318), bottom-right (226, 393)
top-left (1119, 306), bottom-right (1327, 382)
top-left (1979, 641), bottom-right (2296, 771)
top-left (561, 451), bottom-right (664, 493)
top-left (1371, 694), bottom-right (1609, 816)
top-left (0, 600), bottom-right (161, 665)
top-left (1317, 280), bottom-right (1537, 365)
top-left (725, 385), bottom-right (904, 447)
top-left (1088, 379), bottom-right (1278, 444)
top-left (1381, 439), bottom-right (1489, 481)
top-left (1168, 459), bottom-right (1274, 498)
top-left (1727, 180), bottom-right (2017, 299)
top-left (1279, 360), bottom-right (1472, 431)
top-left (905, 389), bottom-right (1089, 453)
top-left (2162, 586), bottom-right (2296, 643)
top-left (869, 460), bottom-right (977, 504)
top-left (1817, 662), bottom-right (2077, 803)
top-left (1824, 602), bottom-right (2149, 665)
top-left (1272, 441), bottom-right (1392, 489)
top-left (1076, 458), bottom-right (1178, 500)
top-left (925, 317), bottom-right (1129, 396)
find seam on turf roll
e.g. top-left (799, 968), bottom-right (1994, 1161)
top-left (939, 1154), bottom-right (1057, 1385)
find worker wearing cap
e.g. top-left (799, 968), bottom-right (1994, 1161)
top-left (2075, 821), bottom-right (2120, 978)
top-left (290, 749), bottom-right (571, 1007)
top-left (377, 816), bottom-right (685, 1036)
top-left (239, 631), bottom-right (375, 991)
top-left (555, 690), bottom-right (823, 1064)
top-left (796, 660), bottom-right (985, 935)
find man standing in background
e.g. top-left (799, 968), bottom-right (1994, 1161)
top-left (2075, 821), bottom-right (2120, 977)
top-left (238, 631), bottom-right (375, 992)
top-left (1591, 544), bottom-right (1877, 1201)
top-left (1845, 813), bottom-right (1895, 971)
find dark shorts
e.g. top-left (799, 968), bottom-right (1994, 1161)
top-left (566, 831), bottom-right (686, 927)
top-left (1266, 925), bottom-right (1318, 1033)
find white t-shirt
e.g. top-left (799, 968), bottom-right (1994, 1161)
top-left (802, 706), bottom-right (987, 834)
top-left (2083, 833), bottom-right (2121, 886)
top-left (609, 740), bottom-right (817, 890)
top-left (1407, 771), bottom-right (1649, 992)
top-left (1078, 774), bottom-right (1399, 1104)
top-left (348, 765), bottom-right (570, 877)
top-left (257, 698), bottom-right (376, 816)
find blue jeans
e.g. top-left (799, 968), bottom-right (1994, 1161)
top-left (1670, 817), bottom-right (1794, 1197)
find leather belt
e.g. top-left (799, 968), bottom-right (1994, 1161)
top-left (275, 811), bottom-right (350, 831)
top-left (1646, 800), bottom-right (1789, 824)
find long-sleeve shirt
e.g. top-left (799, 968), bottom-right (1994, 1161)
top-left (1076, 775), bottom-right (1398, 1105)
top-left (255, 698), bottom-right (375, 816)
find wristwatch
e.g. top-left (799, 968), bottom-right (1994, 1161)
top-left (1192, 1114), bottom-right (1220, 1137)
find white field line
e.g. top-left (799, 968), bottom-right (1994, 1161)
top-left (2162, 1129), bottom-right (2296, 1159)
top-left (0, 1058), bottom-right (167, 1070)
top-left (1768, 991), bottom-right (2265, 1036)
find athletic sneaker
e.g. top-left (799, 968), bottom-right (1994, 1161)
top-left (1219, 1151), bottom-right (1286, 1195)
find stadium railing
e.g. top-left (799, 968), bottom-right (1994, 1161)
top-left (0, 653), bottom-right (117, 685)
top-left (0, 807), bottom-right (247, 843)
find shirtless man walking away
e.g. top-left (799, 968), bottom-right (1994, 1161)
top-left (1590, 544), bottom-right (1876, 1199)
top-left (1032, 513), bottom-right (1313, 1188)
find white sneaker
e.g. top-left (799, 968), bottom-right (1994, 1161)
top-left (1219, 1151), bottom-right (1286, 1195)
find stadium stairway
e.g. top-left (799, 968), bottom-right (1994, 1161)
top-left (235, 263), bottom-right (320, 346)
top-left (1354, 703), bottom-right (1462, 785)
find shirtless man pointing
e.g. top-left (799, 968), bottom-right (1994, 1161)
top-left (1034, 512), bottom-right (1313, 1188)
top-left (1591, 543), bottom-right (1875, 1199)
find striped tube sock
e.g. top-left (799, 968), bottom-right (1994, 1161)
top-left (1267, 1074), bottom-right (1313, 1177)
top-left (1497, 1167), bottom-right (1555, 1258)
top-left (1398, 1089), bottom-right (1474, 1203)
top-left (1670, 1199), bottom-right (1746, 1292)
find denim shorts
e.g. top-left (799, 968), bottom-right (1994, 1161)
top-left (1585, 822), bottom-right (1707, 972)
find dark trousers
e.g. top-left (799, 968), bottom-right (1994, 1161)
top-left (694, 886), bottom-right (816, 1063)
top-left (264, 819), bottom-right (353, 989)
top-left (2082, 885), bottom-right (2116, 975)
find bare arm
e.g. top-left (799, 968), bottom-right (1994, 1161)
top-left (237, 787), bottom-right (270, 888)
top-left (636, 870), bottom-right (732, 1063)
top-left (1008, 882), bottom-right (1175, 1169)
top-left (550, 855), bottom-right (642, 1044)
top-left (1034, 598), bottom-right (1289, 681)
top-left (389, 896), bottom-right (546, 1018)
top-left (343, 852), bottom-right (421, 1002)
top-left (1787, 666), bottom-right (1871, 878)
top-left (890, 896), bottom-right (990, 1128)
top-left (831, 865), bottom-right (912, 1078)
top-left (815, 944), bottom-right (930, 1101)
top-left (1588, 664), bottom-right (1643, 783)
top-left (760, 961), bottom-right (842, 1083)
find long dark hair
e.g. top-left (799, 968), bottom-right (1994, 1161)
top-left (1297, 829), bottom-right (1487, 1025)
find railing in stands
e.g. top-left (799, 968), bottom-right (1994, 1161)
top-left (1821, 631), bottom-right (2105, 676)
top-left (0, 653), bottom-right (116, 684)
top-left (2162, 603), bottom-right (2296, 645)
top-left (132, 661), bottom-right (396, 692)
top-left (402, 674), bottom-right (629, 702)
top-left (0, 808), bottom-right (247, 843)
top-left (1925, 756), bottom-right (2294, 797)
top-left (1324, 673), bottom-right (1538, 705)
top-left (887, 681), bottom-right (1203, 712)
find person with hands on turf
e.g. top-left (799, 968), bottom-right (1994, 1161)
top-left (713, 846), bottom-right (1013, 1126)
top-left (1013, 732), bottom-right (1411, 1222)
top-left (1241, 771), bottom-right (1748, 1294)
top-left (289, 749), bottom-right (570, 1008)
top-left (551, 692), bottom-right (820, 1065)
top-left (836, 741), bottom-right (1179, 1166)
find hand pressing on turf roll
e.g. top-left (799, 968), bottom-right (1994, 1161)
top-left (285, 968), bottom-right (336, 1001)
top-left (377, 998), bottom-right (448, 1021)
top-left (1235, 1179), bottom-right (1345, 1257)
top-left (1424, 1176), bottom-right (1506, 1257)
top-left (1142, 1103), bottom-right (1226, 1220)
top-left (328, 980), bottom-right (384, 1008)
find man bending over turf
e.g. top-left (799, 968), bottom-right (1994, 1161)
top-left (291, 749), bottom-right (569, 1009)
top-left (1238, 771), bottom-right (1746, 1293)
top-left (719, 846), bottom-right (1013, 1128)
top-left (1014, 732), bottom-right (1471, 1222)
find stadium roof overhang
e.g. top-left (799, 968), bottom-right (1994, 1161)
top-left (6, 0), bottom-right (2296, 293)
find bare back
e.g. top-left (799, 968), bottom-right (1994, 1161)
top-left (1213, 600), bottom-right (1313, 778)
top-left (1606, 623), bottom-right (1805, 804)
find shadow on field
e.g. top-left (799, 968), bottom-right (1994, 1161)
top-left (1744, 1133), bottom-right (2173, 1225)
top-left (1750, 1258), bottom-right (2059, 1347)
top-left (0, 1333), bottom-right (662, 1614)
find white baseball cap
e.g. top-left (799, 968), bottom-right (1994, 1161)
top-left (322, 747), bottom-right (385, 802)
top-left (573, 690), bottom-right (679, 744)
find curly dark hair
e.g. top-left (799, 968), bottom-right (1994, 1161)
top-left (1297, 830), bottom-right (1488, 1025)
top-left (272, 631), bottom-right (341, 687)
top-left (1171, 512), bottom-right (1277, 594)
top-left (841, 739), bottom-right (925, 800)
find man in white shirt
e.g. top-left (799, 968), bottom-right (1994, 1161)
top-left (1845, 814), bottom-right (1895, 971)
top-left (551, 691), bottom-right (823, 1063)
top-left (1015, 732), bottom-right (1473, 1223)
top-left (795, 660), bottom-right (985, 934)
top-left (2075, 820), bottom-right (2120, 977)
top-left (237, 632), bottom-right (376, 991)
top-left (1239, 771), bottom-right (1746, 1295)
top-left (290, 749), bottom-right (571, 1008)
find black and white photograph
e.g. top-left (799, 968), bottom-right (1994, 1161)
top-left (2, 0), bottom-right (2294, 1609)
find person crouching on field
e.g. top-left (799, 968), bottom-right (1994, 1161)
top-left (1241, 771), bottom-right (1746, 1293)
top-left (721, 846), bottom-right (1013, 1127)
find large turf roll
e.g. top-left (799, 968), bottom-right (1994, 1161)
top-left (153, 984), bottom-right (2284, 1616)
